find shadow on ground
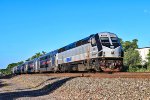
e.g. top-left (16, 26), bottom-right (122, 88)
top-left (15, 77), bottom-right (59, 90)
top-left (0, 81), bottom-right (11, 88)
top-left (0, 77), bottom-right (76, 100)
top-left (0, 74), bottom-right (17, 79)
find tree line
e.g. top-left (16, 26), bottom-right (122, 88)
top-left (1, 39), bottom-right (150, 75)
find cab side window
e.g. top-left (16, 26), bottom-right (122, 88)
top-left (91, 37), bottom-right (96, 47)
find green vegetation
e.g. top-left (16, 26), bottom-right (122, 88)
top-left (146, 49), bottom-right (150, 70)
top-left (0, 61), bottom-right (24, 75)
top-left (121, 39), bottom-right (150, 72)
top-left (26, 52), bottom-right (45, 61)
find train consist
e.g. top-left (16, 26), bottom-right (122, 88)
top-left (12, 32), bottom-right (124, 74)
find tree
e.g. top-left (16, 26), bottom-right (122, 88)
top-left (122, 39), bottom-right (138, 52)
top-left (0, 69), bottom-right (8, 75)
top-left (147, 49), bottom-right (150, 66)
top-left (7, 61), bottom-right (24, 74)
top-left (42, 51), bottom-right (46, 55)
top-left (26, 58), bottom-right (31, 61)
top-left (30, 51), bottom-right (46, 60)
top-left (132, 39), bottom-right (138, 49)
top-left (0, 51), bottom-right (46, 75)
top-left (121, 39), bottom-right (142, 72)
top-left (124, 48), bottom-right (141, 67)
top-left (35, 52), bottom-right (43, 57)
top-left (17, 61), bottom-right (24, 65)
top-left (26, 51), bottom-right (46, 61)
top-left (0, 61), bottom-right (24, 75)
top-left (119, 38), bottom-right (123, 45)
top-left (31, 55), bottom-right (37, 60)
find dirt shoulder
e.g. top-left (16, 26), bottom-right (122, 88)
top-left (0, 74), bottom-right (150, 100)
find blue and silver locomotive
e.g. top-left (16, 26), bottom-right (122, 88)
top-left (13, 32), bottom-right (124, 73)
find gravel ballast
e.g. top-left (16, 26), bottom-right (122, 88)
top-left (0, 75), bottom-right (150, 100)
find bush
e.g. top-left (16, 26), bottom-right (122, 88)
top-left (128, 66), bottom-right (138, 72)
top-left (127, 64), bottom-right (150, 72)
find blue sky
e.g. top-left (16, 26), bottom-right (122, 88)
top-left (0, 0), bottom-right (150, 69)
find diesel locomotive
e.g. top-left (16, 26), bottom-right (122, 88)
top-left (12, 32), bottom-right (124, 74)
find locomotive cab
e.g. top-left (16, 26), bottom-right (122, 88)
top-left (90, 32), bottom-right (124, 72)
top-left (99, 33), bottom-right (123, 72)
top-left (99, 33), bottom-right (123, 58)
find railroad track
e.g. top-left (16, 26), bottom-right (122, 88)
top-left (24, 72), bottom-right (150, 78)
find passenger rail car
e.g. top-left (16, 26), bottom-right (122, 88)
top-left (12, 32), bottom-right (124, 74)
top-left (38, 50), bottom-right (58, 73)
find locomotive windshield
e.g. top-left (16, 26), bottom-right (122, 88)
top-left (100, 36), bottom-right (120, 48)
top-left (111, 37), bottom-right (120, 47)
top-left (111, 37), bottom-right (118, 43)
top-left (100, 37), bottom-right (111, 47)
top-left (100, 37), bottom-right (109, 43)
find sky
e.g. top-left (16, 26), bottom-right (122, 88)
top-left (0, 0), bottom-right (150, 69)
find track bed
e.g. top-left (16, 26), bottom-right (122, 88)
top-left (27, 72), bottom-right (150, 78)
